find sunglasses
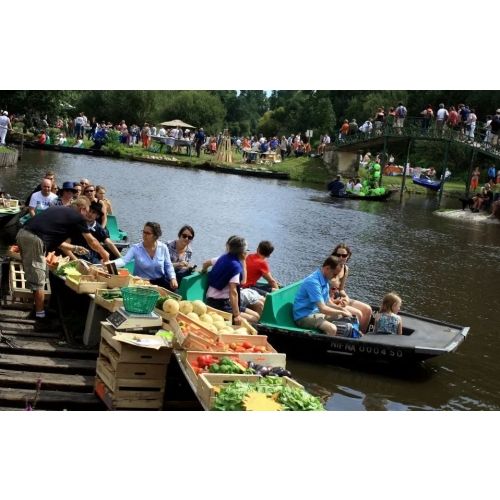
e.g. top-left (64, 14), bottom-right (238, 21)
top-left (142, 230), bottom-right (154, 235)
top-left (181, 234), bottom-right (194, 240)
top-left (85, 189), bottom-right (95, 193)
top-left (334, 253), bottom-right (349, 258)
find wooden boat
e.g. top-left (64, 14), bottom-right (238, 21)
top-left (258, 281), bottom-right (469, 364)
top-left (0, 207), bottom-right (21, 227)
top-left (177, 274), bottom-right (469, 364)
top-left (24, 141), bottom-right (107, 156)
top-left (412, 176), bottom-right (441, 191)
top-left (329, 189), bottom-right (396, 201)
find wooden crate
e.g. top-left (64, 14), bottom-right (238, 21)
top-left (198, 373), bottom-right (303, 410)
top-left (65, 275), bottom-right (108, 294)
top-left (94, 288), bottom-right (123, 312)
top-left (165, 312), bottom-right (220, 349)
top-left (218, 333), bottom-right (277, 353)
top-left (91, 268), bottom-right (131, 289)
top-left (182, 350), bottom-right (286, 387)
top-left (94, 376), bottom-right (164, 410)
top-left (101, 324), bottom-right (172, 365)
top-left (9, 261), bottom-right (51, 303)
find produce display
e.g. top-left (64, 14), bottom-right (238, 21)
top-left (54, 260), bottom-right (81, 277)
top-left (212, 377), bottom-right (325, 411)
top-left (189, 355), bottom-right (291, 377)
top-left (99, 289), bottom-right (123, 301)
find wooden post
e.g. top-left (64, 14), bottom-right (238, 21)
top-left (19, 132), bottom-right (24, 160)
top-left (380, 135), bottom-right (388, 187)
top-left (400, 139), bottom-right (412, 203)
top-left (465, 148), bottom-right (477, 199)
top-left (437, 140), bottom-right (450, 208)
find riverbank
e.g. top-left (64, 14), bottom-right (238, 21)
top-left (11, 137), bottom-right (493, 200)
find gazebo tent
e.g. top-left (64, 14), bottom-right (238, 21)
top-left (160, 119), bottom-right (196, 129)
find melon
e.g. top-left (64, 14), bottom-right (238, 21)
top-left (162, 299), bottom-right (179, 318)
top-left (199, 313), bottom-right (213, 324)
top-left (187, 312), bottom-right (200, 322)
top-left (213, 320), bottom-right (227, 331)
top-left (179, 300), bottom-right (193, 315)
top-left (234, 327), bottom-right (249, 335)
top-left (209, 313), bottom-right (224, 323)
top-left (204, 323), bottom-right (218, 333)
top-left (219, 327), bottom-right (235, 334)
top-left (192, 300), bottom-right (207, 316)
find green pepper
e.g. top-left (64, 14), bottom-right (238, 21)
top-left (209, 363), bottom-right (221, 373)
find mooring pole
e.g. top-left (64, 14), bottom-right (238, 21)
top-left (19, 132), bottom-right (24, 160)
top-left (437, 140), bottom-right (450, 208)
top-left (400, 138), bottom-right (412, 203)
top-left (381, 135), bottom-right (388, 187)
top-left (465, 148), bottom-right (477, 199)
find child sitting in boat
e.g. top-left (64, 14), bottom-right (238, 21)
top-left (374, 292), bottom-right (403, 335)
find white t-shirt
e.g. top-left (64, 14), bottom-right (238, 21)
top-left (206, 257), bottom-right (240, 299)
top-left (353, 182), bottom-right (363, 193)
top-left (323, 135), bottom-right (331, 144)
top-left (436, 108), bottom-right (448, 121)
top-left (29, 191), bottom-right (58, 209)
top-left (0, 115), bottom-right (10, 128)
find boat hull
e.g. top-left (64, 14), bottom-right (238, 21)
top-left (329, 190), bottom-right (395, 201)
top-left (412, 176), bottom-right (441, 191)
top-left (258, 313), bottom-right (469, 364)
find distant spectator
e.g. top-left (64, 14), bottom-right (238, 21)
top-left (490, 109), bottom-right (500, 148)
top-left (348, 118), bottom-right (358, 135)
top-left (359, 120), bottom-right (373, 137)
top-left (421, 104), bottom-right (434, 131)
top-left (141, 123), bottom-right (151, 148)
top-left (339, 119), bottom-right (350, 141)
top-left (470, 167), bottom-right (480, 192)
top-left (447, 105), bottom-right (459, 130)
top-left (194, 128), bottom-right (205, 157)
top-left (487, 165), bottom-right (496, 184)
top-left (0, 110), bottom-right (13, 145)
top-left (394, 102), bottom-right (407, 133)
top-left (435, 104), bottom-right (448, 135)
top-left (373, 107), bottom-right (385, 135)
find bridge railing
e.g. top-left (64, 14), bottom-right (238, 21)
top-left (333, 116), bottom-right (500, 155)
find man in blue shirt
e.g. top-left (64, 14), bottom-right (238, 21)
top-left (293, 256), bottom-right (352, 336)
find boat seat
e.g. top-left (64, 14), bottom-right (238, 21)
top-left (177, 272), bottom-right (208, 301)
top-left (106, 214), bottom-right (127, 242)
top-left (260, 281), bottom-right (312, 333)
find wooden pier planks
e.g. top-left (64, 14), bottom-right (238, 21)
top-left (0, 304), bottom-right (103, 410)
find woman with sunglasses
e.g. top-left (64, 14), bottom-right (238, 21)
top-left (84, 184), bottom-right (107, 228)
top-left (330, 243), bottom-right (372, 332)
top-left (114, 221), bottom-right (178, 291)
top-left (167, 225), bottom-right (196, 283)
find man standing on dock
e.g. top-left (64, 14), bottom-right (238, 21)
top-left (0, 110), bottom-right (12, 146)
top-left (16, 197), bottom-right (110, 327)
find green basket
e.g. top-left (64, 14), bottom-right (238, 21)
top-left (121, 287), bottom-right (160, 314)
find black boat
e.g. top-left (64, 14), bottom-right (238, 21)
top-left (258, 281), bottom-right (470, 364)
top-left (329, 189), bottom-right (396, 201)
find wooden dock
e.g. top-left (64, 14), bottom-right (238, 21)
top-left (0, 305), bottom-right (103, 410)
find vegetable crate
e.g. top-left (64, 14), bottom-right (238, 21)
top-left (91, 268), bottom-right (131, 289)
top-left (217, 333), bottom-right (277, 353)
top-left (9, 261), bottom-right (51, 304)
top-left (94, 288), bottom-right (123, 312)
top-left (182, 350), bottom-right (287, 387)
top-left (95, 324), bottom-right (172, 410)
top-left (166, 312), bottom-right (220, 350)
top-left (65, 275), bottom-right (108, 294)
top-left (197, 373), bottom-right (303, 410)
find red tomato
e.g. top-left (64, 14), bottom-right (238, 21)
top-left (242, 341), bottom-right (253, 349)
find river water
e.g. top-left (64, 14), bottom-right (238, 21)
top-left (1, 149), bottom-right (499, 410)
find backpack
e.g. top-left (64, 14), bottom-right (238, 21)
top-left (396, 106), bottom-right (407, 118)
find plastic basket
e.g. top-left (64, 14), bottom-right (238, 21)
top-left (121, 286), bottom-right (160, 314)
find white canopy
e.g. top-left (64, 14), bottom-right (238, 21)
top-left (159, 119), bottom-right (195, 129)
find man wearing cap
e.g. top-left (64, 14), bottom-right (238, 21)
top-left (490, 109), bottom-right (500, 148)
top-left (0, 110), bottom-right (12, 146)
top-left (64, 201), bottom-right (121, 264)
top-left (16, 197), bottom-right (110, 326)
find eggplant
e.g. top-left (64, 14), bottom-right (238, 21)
top-left (257, 366), bottom-right (270, 376)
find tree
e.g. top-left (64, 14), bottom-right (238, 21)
top-left (161, 91), bottom-right (226, 133)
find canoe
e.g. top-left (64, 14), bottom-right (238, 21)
top-left (258, 281), bottom-right (470, 364)
top-left (329, 189), bottom-right (396, 201)
top-left (412, 176), bottom-right (442, 191)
